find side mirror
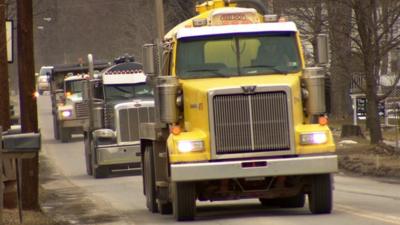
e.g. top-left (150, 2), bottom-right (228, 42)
top-left (88, 54), bottom-right (94, 79)
top-left (82, 80), bottom-right (89, 100)
top-left (316, 34), bottom-right (329, 65)
top-left (143, 43), bottom-right (158, 76)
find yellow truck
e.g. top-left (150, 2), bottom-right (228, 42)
top-left (140, 0), bottom-right (337, 221)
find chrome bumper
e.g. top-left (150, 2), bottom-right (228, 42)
top-left (171, 155), bottom-right (338, 182)
top-left (96, 144), bottom-right (141, 166)
top-left (61, 118), bottom-right (87, 128)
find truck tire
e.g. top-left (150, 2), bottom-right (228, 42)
top-left (143, 145), bottom-right (158, 213)
top-left (91, 140), bottom-right (109, 179)
top-left (93, 165), bottom-right (109, 179)
top-left (172, 182), bottom-right (196, 221)
top-left (53, 118), bottom-right (60, 140)
top-left (84, 133), bottom-right (92, 176)
top-left (308, 174), bottom-right (332, 214)
top-left (158, 201), bottom-right (173, 215)
top-left (60, 127), bottom-right (71, 143)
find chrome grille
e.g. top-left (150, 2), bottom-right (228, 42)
top-left (75, 102), bottom-right (89, 118)
top-left (104, 105), bottom-right (115, 129)
top-left (212, 91), bottom-right (291, 155)
top-left (118, 107), bottom-right (154, 143)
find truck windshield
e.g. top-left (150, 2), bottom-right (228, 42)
top-left (65, 79), bottom-right (83, 95)
top-left (104, 83), bottom-right (153, 101)
top-left (39, 67), bottom-right (52, 76)
top-left (176, 32), bottom-right (301, 79)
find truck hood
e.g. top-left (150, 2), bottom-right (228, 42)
top-left (106, 97), bottom-right (154, 109)
top-left (180, 74), bottom-right (301, 93)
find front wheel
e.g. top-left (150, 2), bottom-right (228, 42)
top-left (60, 127), bottom-right (71, 143)
top-left (172, 182), bottom-right (196, 221)
top-left (308, 174), bottom-right (333, 214)
top-left (92, 165), bottom-right (109, 179)
top-left (143, 145), bottom-right (158, 213)
top-left (158, 201), bottom-right (173, 215)
top-left (84, 132), bottom-right (92, 176)
top-left (53, 118), bottom-right (60, 140)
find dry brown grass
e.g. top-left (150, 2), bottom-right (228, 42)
top-left (330, 118), bottom-right (400, 179)
top-left (2, 209), bottom-right (67, 225)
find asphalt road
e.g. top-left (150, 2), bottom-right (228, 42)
top-left (37, 95), bottom-right (400, 225)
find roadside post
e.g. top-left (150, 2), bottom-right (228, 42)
top-left (396, 104), bottom-right (400, 151)
top-left (0, 127), bottom-right (3, 224)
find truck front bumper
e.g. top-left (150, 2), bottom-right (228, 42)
top-left (61, 118), bottom-right (87, 128)
top-left (171, 154), bottom-right (338, 182)
top-left (96, 144), bottom-right (141, 166)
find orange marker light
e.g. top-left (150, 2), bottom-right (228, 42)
top-left (319, 116), bottom-right (328, 126)
top-left (171, 126), bottom-right (182, 135)
top-left (66, 92), bottom-right (72, 97)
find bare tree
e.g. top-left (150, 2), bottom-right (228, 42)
top-left (350, 0), bottom-right (400, 143)
top-left (164, 0), bottom-right (196, 30)
top-left (274, 0), bottom-right (327, 64)
top-left (273, 1), bottom-right (353, 118)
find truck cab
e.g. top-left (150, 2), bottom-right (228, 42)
top-left (83, 59), bottom-right (154, 178)
top-left (49, 62), bottom-right (109, 142)
top-left (56, 74), bottom-right (88, 142)
top-left (37, 66), bottom-right (53, 95)
top-left (140, 0), bottom-right (337, 221)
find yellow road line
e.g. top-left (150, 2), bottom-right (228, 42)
top-left (336, 204), bottom-right (400, 225)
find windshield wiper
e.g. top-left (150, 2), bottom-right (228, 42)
top-left (244, 64), bottom-right (289, 74)
top-left (185, 69), bottom-right (230, 77)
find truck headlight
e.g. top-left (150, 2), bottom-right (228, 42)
top-left (300, 132), bottom-right (327, 145)
top-left (177, 140), bottom-right (204, 153)
top-left (61, 110), bottom-right (72, 118)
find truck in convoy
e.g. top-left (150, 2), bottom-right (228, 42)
top-left (139, 0), bottom-right (337, 221)
top-left (83, 56), bottom-right (154, 178)
top-left (50, 62), bottom-right (110, 142)
top-left (37, 66), bottom-right (53, 95)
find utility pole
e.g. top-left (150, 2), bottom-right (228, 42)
top-left (17, 0), bottom-right (39, 210)
top-left (1, 0), bottom-right (14, 212)
top-left (0, 0), bottom-right (11, 130)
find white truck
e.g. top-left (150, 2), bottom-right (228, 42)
top-left (50, 62), bottom-right (110, 142)
top-left (83, 57), bottom-right (154, 178)
top-left (56, 74), bottom-right (89, 142)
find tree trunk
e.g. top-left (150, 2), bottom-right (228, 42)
top-left (353, 0), bottom-right (383, 144)
top-left (380, 0), bottom-right (390, 75)
top-left (327, 0), bottom-right (352, 119)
